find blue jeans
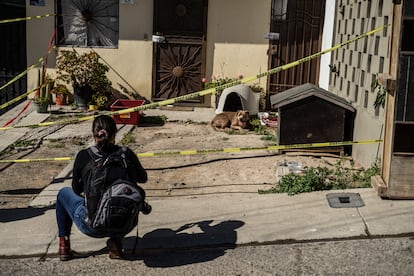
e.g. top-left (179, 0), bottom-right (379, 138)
top-left (56, 187), bottom-right (116, 238)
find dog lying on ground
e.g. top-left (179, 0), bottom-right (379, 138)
top-left (210, 110), bottom-right (250, 131)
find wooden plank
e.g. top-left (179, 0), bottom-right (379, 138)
top-left (394, 152), bottom-right (414, 157)
top-left (285, 151), bottom-right (351, 159)
top-left (371, 175), bottom-right (388, 198)
top-left (160, 106), bottom-right (194, 111)
top-left (388, 155), bottom-right (414, 199)
top-left (281, 147), bottom-right (344, 155)
top-left (382, 3), bottom-right (402, 185)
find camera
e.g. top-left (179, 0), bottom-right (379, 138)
top-left (141, 201), bottom-right (152, 215)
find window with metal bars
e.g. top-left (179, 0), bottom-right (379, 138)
top-left (56, 0), bottom-right (119, 48)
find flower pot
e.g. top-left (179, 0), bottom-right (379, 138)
top-left (74, 84), bottom-right (92, 110)
top-left (33, 101), bottom-right (49, 113)
top-left (55, 94), bottom-right (67, 106)
top-left (89, 104), bottom-right (99, 111)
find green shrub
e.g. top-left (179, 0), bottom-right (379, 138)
top-left (259, 159), bottom-right (381, 195)
top-left (250, 118), bottom-right (275, 141)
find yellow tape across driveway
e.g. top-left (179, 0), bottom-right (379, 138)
top-left (0, 139), bottom-right (382, 163)
top-left (0, 24), bottom-right (389, 131)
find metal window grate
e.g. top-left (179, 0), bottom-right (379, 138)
top-left (56, 0), bottom-right (119, 47)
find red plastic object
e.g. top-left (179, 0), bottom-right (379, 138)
top-left (110, 99), bottom-right (145, 125)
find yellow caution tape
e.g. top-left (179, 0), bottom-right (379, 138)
top-left (0, 24), bottom-right (389, 131)
top-left (101, 24), bottom-right (389, 115)
top-left (0, 64), bottom-right (39, 93)
top-left (0, 157), bottom-right (73, 163)
top-left (136, 139), bottom-right (382, 157)
top-left (0, 45), bottom-right (57, 94)
top-left (0, 139), bottom-right (382, 163)
top-left (0, 14), bottom-right (55, 24)
top-left (0, 87), bottom-right (39, 111)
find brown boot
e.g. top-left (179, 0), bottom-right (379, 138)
top-left (106, 238), bottom-right (124, 259)
top-left (59, 236), bottom-right (73, 261)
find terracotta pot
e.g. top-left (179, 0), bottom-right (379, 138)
top-left (55, 94), bottom-right (67, 106)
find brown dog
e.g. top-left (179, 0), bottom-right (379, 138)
top-left (210, 110), bottom-right (250, 131)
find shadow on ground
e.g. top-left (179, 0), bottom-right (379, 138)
top-left (0, 206), bottom-right (54, 222)
top-left (124, 219), bottom-right (245, 267)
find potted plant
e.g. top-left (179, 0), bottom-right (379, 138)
top-left (33, 74), bottom-right (54, 113)
top-left (56, 50), bottom-right (112, 110)
top-left (51, 84), bottom-right (71, 106)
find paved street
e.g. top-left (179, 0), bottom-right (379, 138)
top-left (0, 236), bottom-right (413, 275)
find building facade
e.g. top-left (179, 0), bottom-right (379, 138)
top-left (25, 0), bottom-right (403, 172)
top-left (26, 0), bottom-right (272, 107)
top-left (328, 0), bottom-right (393, 168)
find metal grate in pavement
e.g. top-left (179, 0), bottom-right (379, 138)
top-left (326, 192), bottom-right (365, 208)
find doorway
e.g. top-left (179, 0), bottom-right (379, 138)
top-left (268, 0), bottom-right (325, 96)
top-left (152, 0), bottom-right (208, 104)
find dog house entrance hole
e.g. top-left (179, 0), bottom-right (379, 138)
top-left (222, 92), bottom-right (243, 112)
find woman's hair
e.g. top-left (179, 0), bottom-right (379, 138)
top-left (92, 115), bottom-right (118, 150)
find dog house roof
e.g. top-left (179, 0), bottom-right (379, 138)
top-left (270, 83), bottom-right (355, 112)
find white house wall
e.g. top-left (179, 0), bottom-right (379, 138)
top-left (102, 1), bottom-right (154, 98)
top-left (206, 0), bottom-right (271, 102)
top-left (26, 0), bottom-right (271, 106)
top-left (26, 1), bottom-right (56, 90)
top-left (319, 0), bottom-right (336, 90)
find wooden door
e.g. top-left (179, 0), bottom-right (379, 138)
top-left (268, 0), bottom-right (325, 95)
top-left (152, 0), bottom-right (208, 103)
top-left (0, 0), bottom-right (27, 115)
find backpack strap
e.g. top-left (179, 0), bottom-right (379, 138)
top-left (81, 146), bottom-right (103, 180)
top-left (120, 146), bottom-right (128, 168)
top-left (88, 146), bottom-right (104, 161)
top-left (117, 146), bottom-right (130, 180)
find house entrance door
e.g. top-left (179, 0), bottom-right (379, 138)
top-left (152, 0), bottom-right (208, 104)
top-left (268, 0), bottom-right (325, 96)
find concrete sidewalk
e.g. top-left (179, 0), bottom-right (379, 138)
top-left (0, 105), bottom-right (413, 259)
top-left (0, 101), bottom-right (50, 153)
top-left (1, 188), bottom-right (414, 258)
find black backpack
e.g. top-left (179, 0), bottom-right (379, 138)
top-left (83, 146), bottom-right (145, 234)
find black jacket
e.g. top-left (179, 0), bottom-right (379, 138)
top-left (72, 144), bottom-right (147, 196)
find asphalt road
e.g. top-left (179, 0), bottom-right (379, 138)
top-left (1, 236), bottom-right (413, 275)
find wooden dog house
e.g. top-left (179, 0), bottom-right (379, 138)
top-left (270, 83), bottom-right (355, 153)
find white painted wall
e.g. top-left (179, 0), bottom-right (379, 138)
top-left (353, 109), bottom-right (384, 167)
top-left (319, 0), bottom-right (335, 90)
top-left (205, 0), bottom-right (272, 105)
